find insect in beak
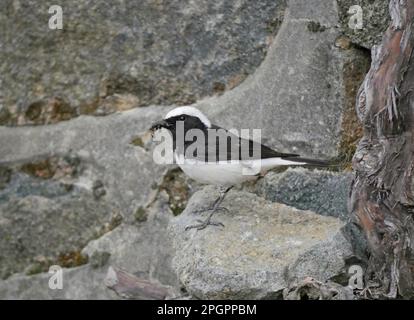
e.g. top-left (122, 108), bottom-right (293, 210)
top-left (149, 120), bottom-right (171, 137)
top-left (150, 120), bottom-right (170, 131)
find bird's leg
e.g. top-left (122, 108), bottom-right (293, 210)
top-left (185, 186), bottom-right (233, 231)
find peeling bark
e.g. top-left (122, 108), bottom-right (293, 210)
top-left (350, 0), bottom-right (414, 298)
top-left (104, 266), bottom-right (173, 300)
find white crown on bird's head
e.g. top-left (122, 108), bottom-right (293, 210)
top-left (164, 106), bottom-right (211, 128)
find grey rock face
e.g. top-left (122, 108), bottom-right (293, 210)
top-left (257, 168), bottom-right (353, 220)
top-left (0, 153), bottom-right (120, 278)
top-left (337, 0), bottom-right (390, 49)
top-left (0, 190), bottom-right (178, 299)
top-left (0, 0), bottom-right (287, 124)
top-left (286, 231), bottom-right (353, 286)
top-left (258, 170), bottom-right (369, 268)
top-left (283, 277), bottom-right (355, 300)
top-left (0, 0), bottom-right (375, 299)
top-left (0, 107), bottom-right (168, 218)
top-left (82, 191), bottom-right (179, 288)
top-left (195, 0), bottom-right (346, 158)
top-left (0, 107), bottom-right (172, 280)
top-left (0, 182), bottom-right (118, 279)
top-left (0, 265), bottom-right (117, 300)
top-left (170, 186), bottom-right (353, 299)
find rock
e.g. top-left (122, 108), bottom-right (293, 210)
top-left (0, 0), bottom-right (375, 159)
top-left (0, 107), bottom-right (168, 221)
top-left (82, 191), bottom-right (179, 288)
top-left (286, 231), bottom-right (353, 286)
top-left (0, 173), bottom-right (120, 279)
top-left (0, 0), bottom-right (287, 124)
top-left (338, 44), bottom-right (371, 166)
top-left (341, 221), bottom-right (369, 268)
top-left (337, 0), bottom-right (390, 49)
top-left (0, 192), bottom-right (179, 299)
top-left (283, 277), bottom-right (355, 300)
top-left (0, 166), bottom-right (12, 190)
top-left (0, 265), bottom-right (117, 300)
top-left (194, 0), bottom-right (351, 158)
top-left (0, 107), bottom-right (171, 279)
top-left (170, 186), bottom-right (352, 299)
top-left (104, 266), bottom-right (177, 300)
top-left (0, 105), bottom-right (11, 125)
top-left (0, 0), bottom-right (373, 299)
top-left (1, 0), bottom-right (371, 158)
top-left (158, 168), bottom-right (203, 216)
top-left (90, 251), bottom-right (111, 269)
top-left (257, 168), bottom-right (353, 220)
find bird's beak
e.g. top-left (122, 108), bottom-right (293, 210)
top-left (149, 119), bottom-right (170, 133)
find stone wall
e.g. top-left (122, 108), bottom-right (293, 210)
top-left (0, 0), bottom-right (387, 299)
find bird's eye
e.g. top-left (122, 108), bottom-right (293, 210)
top-left (179, 115), bottom-right (186, 121)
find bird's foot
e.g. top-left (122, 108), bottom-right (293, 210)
top-left (192, 206), bottom-right (229, 215)
top-left (185, 206), bottom-right (227, 231)
top-left (185, 218), bottom-right (224, 231)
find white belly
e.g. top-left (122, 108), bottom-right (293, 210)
top-left (178, 160), bottom-right (258, 186)
top-left (174, 153), bottom-right (305, 186)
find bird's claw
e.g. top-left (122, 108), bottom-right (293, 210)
top-left (192, 206), bottom-right (229, 215)
top-left (185, 219), bottom-right (224, 231)
top-left (186, 198), bottom-right (229, 231)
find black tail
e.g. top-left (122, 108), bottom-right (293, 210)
top-left (282, 156), bottom-right (332, 167)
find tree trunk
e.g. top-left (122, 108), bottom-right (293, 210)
top-left (350, 0), bottom-right (414, 298)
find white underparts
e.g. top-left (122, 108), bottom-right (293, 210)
top-left (174, 153), bottom-right (305, 186)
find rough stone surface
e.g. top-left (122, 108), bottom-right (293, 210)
top-left (0, 0), bottom-right (360, 283)
top-left (0, 107), bottom-right (168, 218)
top-left (82, 191), bottom-right (179, 288)
top-left (286, 231), bottom-right (353, 286)
top-left (0, 0), bottom-right (375, 160)
top-left (0, 183), bottom-right (118, 279)
top-left (194, 0), bottom-right (346, 158)
top-left (0, 265), bottom-right (117, 299)
top-left (0, 107), bottom-right (172, 280)
top-left (338, 45), bottom-right (371, 167)
top-left (257, 168), bottom-right (353, 220)
top-left (337, 0), bottom-right (390, 49)
top-left (0, 0), bottom-right (376, 299)
top-left (170, 186), bottom-right (353, 299)
top-left (0, 191), bottom-right (179, 299)
top-left (0, 0), bottom-right (287, 124)
top-left (283, 277), bottom-right (355, 300)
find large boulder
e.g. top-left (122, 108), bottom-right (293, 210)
top-left (337, 0), bottom-right (390, 49)
top-left (195, 0), bottom-right (363, 159)
top-left (81, 191), bottom-right (179, 288)
top-left (170, 186), bottom-right (353, 299)
top-left (0, 0), bottom-right (372, 161)
top-left (257, 168), bottom-right (353, 220)
top-left (0, 0), bottom-right (287, 125)
top-left (0, 191), bottom-right (178, 299)
top-left (0, 264), bottom-right (116, 300)
top-left (0, 107), bottom-right (170, 279)
top-left (256, 168), bottom-right (370, 267)
top-left (0, 179), bottom-right (118, 279)
top-left (0, 0), bottom-right (375, 299)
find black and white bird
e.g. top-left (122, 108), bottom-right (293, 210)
top-left (150, 106), bottom-right (329, 231)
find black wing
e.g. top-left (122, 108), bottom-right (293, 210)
top-left (181, 124), bottom-right (299, 162)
